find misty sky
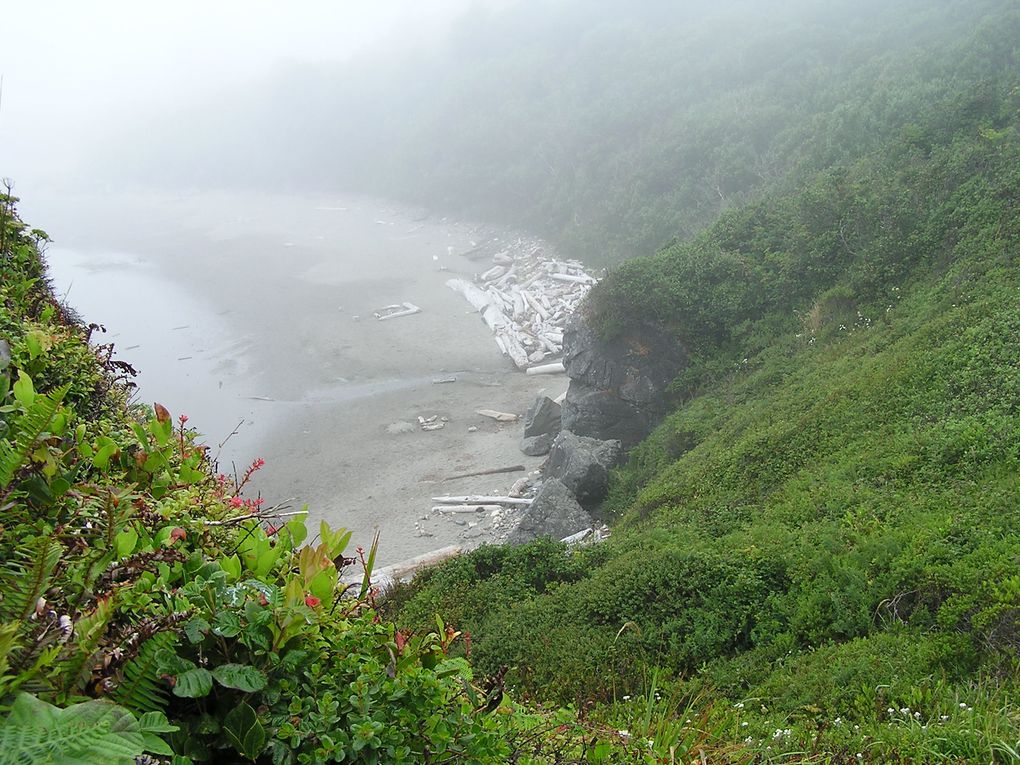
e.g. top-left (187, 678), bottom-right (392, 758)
top-left (0, 0), bottom-right (484, 193)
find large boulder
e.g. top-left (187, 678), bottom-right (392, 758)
top-left (519, 395), bottom-right (562, 456)
top-left (507, 478), bottom-right (593, 544)
top-left (545, 431), bottom-right (622, 508)
top-left (522, 395), bottom-right (562, 438)
top-left (561, 314), bottom-right (687, 446)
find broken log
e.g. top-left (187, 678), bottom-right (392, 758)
top-left (431, 495), bottom-right (534, 506)
top-left (443, 464), bottom-right (526, 481)
top-left (525, 361), bottom-right (566, 375)
top-left (476, 409), bottom-right (519, 422)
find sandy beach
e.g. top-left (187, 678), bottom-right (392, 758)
top-left (32, 189), bottom-right (565, 564)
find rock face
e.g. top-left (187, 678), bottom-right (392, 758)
top-left (561, 314), bottom-right (687, 446)
top-left (545, 431), bottom-right (622, 508)
top-left (507, 478), bottom-right (592, 544)
top-left (520, 395), bottom-right (562, 456)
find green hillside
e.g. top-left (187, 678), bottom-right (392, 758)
top-left (388, 27), bottom-right (1020, 763)
top-left (5, 0), bottom-right (1020, 761)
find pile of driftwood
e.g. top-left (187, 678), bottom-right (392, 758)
top-left (447, 241), bottom-right (597, 371)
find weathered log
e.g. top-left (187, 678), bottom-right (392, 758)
top-left (431, 495), bottom-right (534, 506)
top-left (525, 361), bottom-right (566, 375)
top-left (444, 464), bottom-right (527, 481)
top-left (342, 545), bottom-right (463, 591)
top-left (476, 409), bottom-right (519, 422)
top-left (560, 527), bottom-right (593, 545)
top-left (431, 504), bottom-right (498, 514)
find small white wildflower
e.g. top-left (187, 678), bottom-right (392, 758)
top-left (741, 722), bottom-right (749, 728)
top-left (887, 707), bottom-right (895, 715)
top-left (913, 711), bottom-right (921, 719)
top-left (744, 737), bottom-right (754, 745)
top-left (734, 702), bottom-right (744, 709)
top-left (940, 715), bottom-right (949, 722)
top-left (621, 695), bottom-right (631, 701)
top-left (899, 707), bottom-right (910, 716)
top-left (959, 702), bottom-right (967, 709)
top-left (854, 725), bottom-right (860, 730)
top-left (856, 754), bottom-right (863, 761)
top-left (833, 717), bottom-right (842, 726)
top-left (618, 730), bottom-right (629, 738)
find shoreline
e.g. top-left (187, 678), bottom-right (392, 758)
top-left (32, 189), bottom-right (571, 564)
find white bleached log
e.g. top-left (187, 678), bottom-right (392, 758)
top-left (375, 302), bottom-right (421, 320)
top-left (481, 265), bottom-right (507, 282)
top-left (342, 545), bottom-right (462, 590)
top-left (523, 290), bottom-right (549, 321)
top-left (432, 495), bottom-right (534, 506)
top-left (432, 504), bottom-right (503, 514)
top-left (476, 409), bottom-right (518, 422)
top-left (550, 273), bottom-right (593, 284)
top-left (526, 361), bottom-right (566, 375)
top-left (560, 528), bottom-right (592, 545)
top-left (447, 278), bottom-right (492, 312)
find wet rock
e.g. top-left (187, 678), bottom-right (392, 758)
top-left (545, 431), bottom-right (622, 508)
top-left (561, 314), bottom-right (687, 446)
top-left (507, 478), bottom-right (592, 544)
top-left (522, 395), bottom-right (562, 438)
top-left (520, 433), bottom-right (554, 456)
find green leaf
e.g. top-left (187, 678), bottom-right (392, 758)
top-left (211, 663), bottom-right (268, 693)
top-left (12, 370), bottom-right (35, 408)
top-left (213, 610), bottom-right (242, 638)
top-left (222, 702), bottom-right (267, 761)
top-left (93, 437), bottom-right (119, 470)
top-left (183, 616), bottom-right (211, 644)
top-left (114, 528), bottom-right (138, 558)
top-left (172, 667), bottom-right (213, 698)
top-left (220, 554), bottom-right (242, 580)
top-left (141, 732), bottom-right (175, 756)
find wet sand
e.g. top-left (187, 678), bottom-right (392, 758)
top-left (32, 190), bottom-right (564, 564)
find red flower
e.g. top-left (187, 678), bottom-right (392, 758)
top-left (304, 595), bottom-right (321, 608)
top-left (229, 496), bottom-right (243, 508)
top-left (258, 592), bottom-right (269, 606)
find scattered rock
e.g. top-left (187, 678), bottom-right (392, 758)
top-left (520, 433), bottom-right (554, 456)
top-left (508, 477), bottom-right (531, 497)
top-left (522, 396), bottom-right (562, 438)
top-left (545, 431), bottom-right (622, 508)
top-left (507, 478), bottom-right (593, 545)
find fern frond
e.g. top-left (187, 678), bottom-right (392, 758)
top-left (109, 631), bottom-right (177, 714)
top-left (0, 692), bottom-right (148, 765)
top-left (0, 384), bottom-right (68, 488)
top-left (0, 536), bottom-right (61, 623)
top-left (53, 597), bottom-right (114, 701)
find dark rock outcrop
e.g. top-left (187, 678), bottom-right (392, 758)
top-left (507, 478), bottom-right (592, 544)
top-left (520, 395), bottom-right (562, 456)
top-left (561, 314), bottom-right (687, 446)
top-left (545, 431), bottom-right (622, 508)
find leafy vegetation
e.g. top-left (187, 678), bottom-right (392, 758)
top-left (8, 1), bottom-right (1020, 762)
top-left (389, 19), bottom-right (1020, 763)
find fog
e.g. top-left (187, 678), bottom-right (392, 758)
top-left (1, 0), bottom-right (1000, 562)
top-left (0, 0), bottom-right (483, 194)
